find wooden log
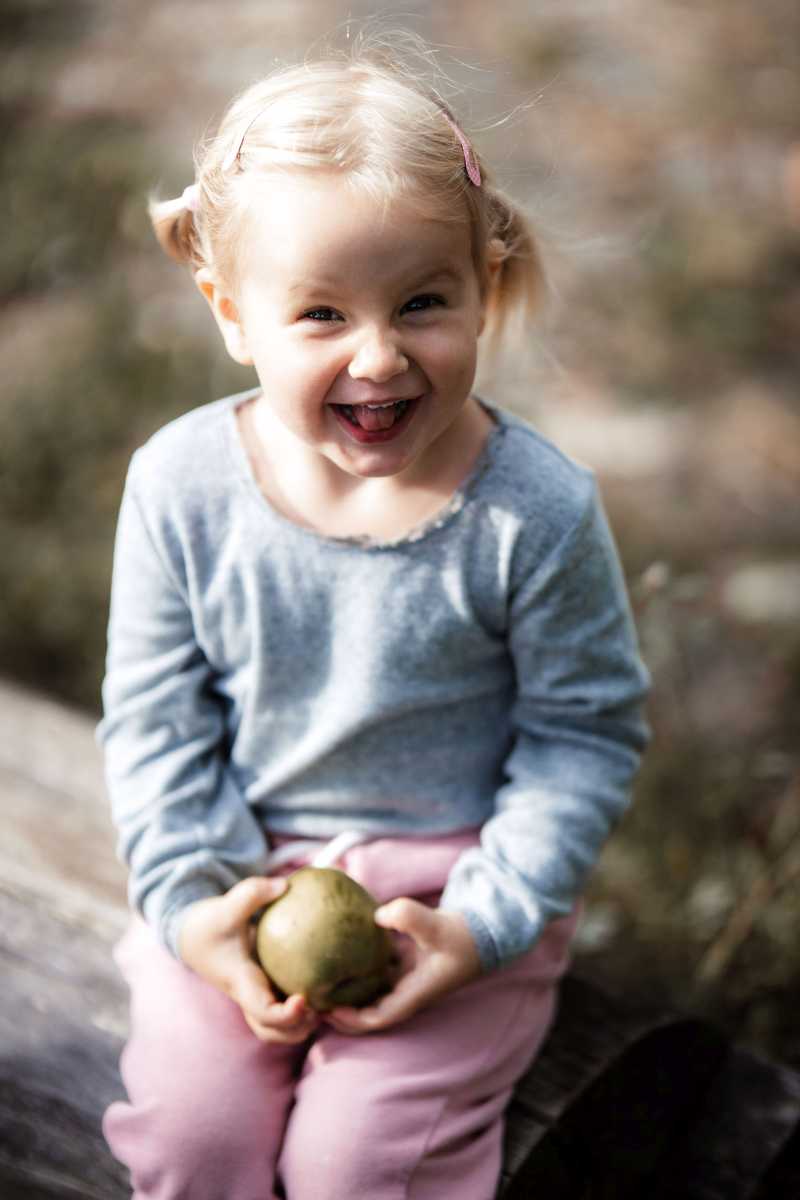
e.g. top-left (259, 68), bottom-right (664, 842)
top-left (0, 679), bottom-right (129, 1197)
top-left (755, 1123), bottom-right (800, 1198)
top-left (0, 680), bottom-right (127, 934)
top-left (1, 677), bottom-right (799, 1198)
top-left (0, 885), bottom-right (129, 1199)
top-left (501, 994), bottom-right (800, 1198)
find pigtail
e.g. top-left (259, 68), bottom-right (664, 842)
top-left (482, 187), bottom-right (546, 346)
top-left (148, 188), bottom-right (203, 270)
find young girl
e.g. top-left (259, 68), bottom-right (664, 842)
top-left (100, 34), bottom-right (649, 1200)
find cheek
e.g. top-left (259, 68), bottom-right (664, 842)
top-left (253, 338), bottom-right (327, 389)
top-left (252, 344), bottom-right (344, 429)
top-left (424, 322), bottom-right (468, 357)
top-left (426, 327), bottom-right (478, 387)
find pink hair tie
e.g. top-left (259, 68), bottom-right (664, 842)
top-left (182, 183), bottom-right (200, 212)
top-left (442, 113), bottom-right (481, 187)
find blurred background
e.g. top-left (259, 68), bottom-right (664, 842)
top-left (1, 0), bottom-right (798, 1064)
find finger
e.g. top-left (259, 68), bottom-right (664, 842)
top-left (223, 875), bottom-right (288, 929)
top-left (244, 1011), bottom-right (316, 1045)
top-left (327, 964), bottom-right (433, 1034)
top-left (237, 976), bottom-right (318, 1041)
top-left (234, 959), bottom-right (313, 1028)
top-left (325, 997), bottom-right (410, 1035)
top-left (264, 994), bottom-right (319, 1031)
top-left (249, 995), bottom-right (320, 1043)
top-left (281, 993), bottom-right (312, 1021)
top-left (233, 959), bottom-right (282, 1023)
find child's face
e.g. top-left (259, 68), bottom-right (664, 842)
top-left (207, 172), bottom-right (486, 482)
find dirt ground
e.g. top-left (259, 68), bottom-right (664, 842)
top-left (1, 0), bottom-right (798, 1064)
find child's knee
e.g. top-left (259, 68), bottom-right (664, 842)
top-left (104, 1073), bottom-right (286, 1197)
top-left (278, 1086), bottom-right (426, 1200)
top-left (280, 1131), bottom-right (393, 1200)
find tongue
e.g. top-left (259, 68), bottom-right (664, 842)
top-left (353, 404), bottom-right (398, 431)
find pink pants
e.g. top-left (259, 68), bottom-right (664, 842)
top-left (104, 832), bottom-right (578, 1200)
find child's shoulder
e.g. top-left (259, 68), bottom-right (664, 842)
top-left (125, 388), bottom-right (256, 509)
top-left (475, 403), bottom-right (608, 583)
top-left (134, 390), bottom-right (250, 471)
top-left (483, 400), bottom-right (597, 528)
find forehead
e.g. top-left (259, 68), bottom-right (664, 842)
top-left (236, 171), bottom-right (474, 291)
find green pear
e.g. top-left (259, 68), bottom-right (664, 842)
top-left (255, 867), bottom-right (394, 1012)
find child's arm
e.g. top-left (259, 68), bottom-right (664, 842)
top-left (437, 479), bottom-right (649, 972)
top-left (100, 452), bottom-right (272, 960)
top-left (331, 478), bottom-right (648, 1033)
top-left (102, 455), bottom-right (320, 1039)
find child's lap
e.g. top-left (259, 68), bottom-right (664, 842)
top-left (113, 830), bottom-right (579, 1112)
top-left (114, 902), bottom-right (576, 1103)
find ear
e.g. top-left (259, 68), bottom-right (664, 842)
top-left (194, 267), bottom-right (253, 365)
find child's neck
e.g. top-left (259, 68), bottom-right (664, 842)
top-left (237, 396), bottom-right (495, 543)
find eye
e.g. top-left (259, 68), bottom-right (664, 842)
top-left (401, 294), bottom-right (446, 315)
top-left (301, 307), bottom-right (343, 322)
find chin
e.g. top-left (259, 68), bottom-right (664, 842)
top-left (328, 440), bottom-right (416, 480)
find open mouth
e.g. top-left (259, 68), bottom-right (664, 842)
top-left (331, 397), bottom-right (418, 443)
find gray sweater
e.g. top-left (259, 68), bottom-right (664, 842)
top-left (99, 390), bottom-right (649, 970)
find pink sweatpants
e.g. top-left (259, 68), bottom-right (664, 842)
top-left (104, 832), bottom-right (578, 1200)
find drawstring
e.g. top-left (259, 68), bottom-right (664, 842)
top-left (312, 830), bottom-right (372, 867)
top-left (263, 829), bottom-right (371, 872)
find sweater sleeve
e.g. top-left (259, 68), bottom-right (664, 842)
top-left (98, 452), bottom-right (269, 957)
top-left (439, 479), bottom-right (650, 970)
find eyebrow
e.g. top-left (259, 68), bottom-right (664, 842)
top-left (287, 265), bottom-right (466, 297)
top-left (411, 266), bottom-right (465, 289)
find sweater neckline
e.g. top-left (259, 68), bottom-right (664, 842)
top-left (223, 389), bottom-right (509, 551)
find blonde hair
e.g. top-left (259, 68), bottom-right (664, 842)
top-left (150, 31), bottom-right (544, 344)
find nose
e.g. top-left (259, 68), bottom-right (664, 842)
top-left (348, 327), bottom-right (409, 383)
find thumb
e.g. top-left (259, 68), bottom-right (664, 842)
top-left (375, 897), bottom-right (437, 945)
top-left (223, 875), bottom-right (288, 928)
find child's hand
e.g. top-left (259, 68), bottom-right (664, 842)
top-left (323, 900), bottom-right (482, 1035)
top-left (179, 877), bottom-right (320, 1044)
